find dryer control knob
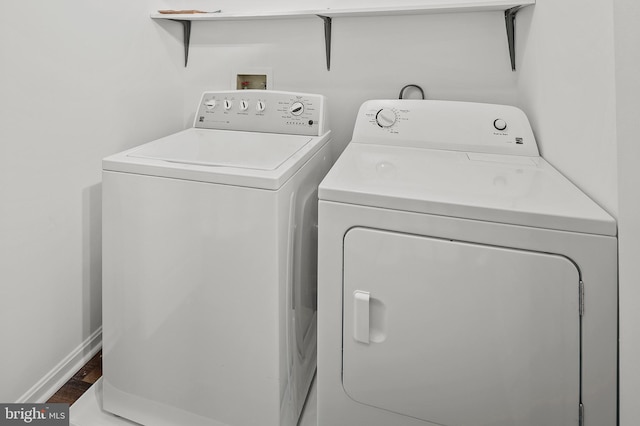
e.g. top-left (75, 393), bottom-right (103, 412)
top-left (205, 99), bottom-right (216, 110)
top-left (289, 102), bottom-right (304, 116)
top-left (224, 99), bottom-right (233, 110)
top-left (376, 108), bottom-right (397, 128)
top-left (239, 100), bottom-right (249, 111)
top-left (256, 101), bottom-right (266, 112)
top-left (494, 118), bottom-right (507, 131)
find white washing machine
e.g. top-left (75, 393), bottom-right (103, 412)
top-left (317, 100), bottom-right (617, 426)
top-left (102, 90), bottom-right (332, 426)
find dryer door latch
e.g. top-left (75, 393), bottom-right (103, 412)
top-left (353, 290), bottom-right (370, 344)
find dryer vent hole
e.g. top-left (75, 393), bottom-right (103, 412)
top-left (236, 74), bottom-right (267, 90)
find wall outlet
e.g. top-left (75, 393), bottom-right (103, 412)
top-left (231, 68), bottom-right (273, 90)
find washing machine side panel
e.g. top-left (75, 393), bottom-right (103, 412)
top-left (342, 228), bottom-right (580, 426)
top-left (317, 201), bottom-right (617, 426)
top-left (102, 171), bottom-right (281, 426)
top-left (275, 140), bottom-right (332, 425)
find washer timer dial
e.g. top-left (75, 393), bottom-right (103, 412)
top-left (289, 102), bottom-right (305, 116)
top-left (376, 108), bottom-right (397, 128)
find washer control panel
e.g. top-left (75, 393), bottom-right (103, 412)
top-left (194, 90), bottom-right (326, 136)
top-left (355, 100), bottom-right (539, 156)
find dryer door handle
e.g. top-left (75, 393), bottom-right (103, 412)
top-left (353, 290), bottom-right (370, 344)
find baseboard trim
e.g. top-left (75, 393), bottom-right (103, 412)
top-left (17, 327), bottom-right (102, 403)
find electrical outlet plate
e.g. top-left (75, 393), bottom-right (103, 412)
top-left (231, 68), bottom-right (273, 90)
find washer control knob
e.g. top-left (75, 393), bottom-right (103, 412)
top-left (205, 99), bottom-right (217, 110)
top-left (224, 99), bottom-right (233, 110)
top-left (493, 118), bottom-right (507, 131)
top-left (239, 100), bottom-right (249, 111)
top-left (256, 101), bottom-right (266, 112)
top-left (289, 102), bottom-right (304, 116)
top-left (376, 108), bottom-right (397, 128)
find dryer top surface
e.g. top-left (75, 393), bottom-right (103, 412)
top-left (319, 143), bottom-right (616, 236)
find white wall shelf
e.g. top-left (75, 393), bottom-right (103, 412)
top-left (151, 0), bottom-right (535, 70)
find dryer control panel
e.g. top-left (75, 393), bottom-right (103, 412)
top-left (353, 99), bottom-right (539, 157)
top-left (194, 90), bottom-right (327, 136)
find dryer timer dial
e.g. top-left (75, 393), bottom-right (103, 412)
top-left (376, 108), bottom-right (397, 128)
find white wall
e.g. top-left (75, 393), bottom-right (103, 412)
top-left (614, 0), bottom-right (640, 424)
top-left (0, 1), bottom-right (185, 402)
top-left (516, 1), bottom-right (617, 216)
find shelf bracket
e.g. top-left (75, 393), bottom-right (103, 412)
top-left (504, 6), bottom-right (522, 71)
top-left (317, 15), bottom-right (332, 71)
top-left (170, 19), bottom-right (192, 67)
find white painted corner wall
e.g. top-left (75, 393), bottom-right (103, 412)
top-left (516, 0), bottom-right (618, 217)
top-left (0, 0), bottom-right (186, 403)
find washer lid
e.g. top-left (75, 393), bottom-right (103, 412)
top-left (128, 129), bottom-right (312, 170)
top-left (319, 143), bottom-right (616, 236)
top-left (103, 128), bottom-right (329, 190)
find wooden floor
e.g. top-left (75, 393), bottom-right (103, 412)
top-left (47, 351), bottom-right (102, 406)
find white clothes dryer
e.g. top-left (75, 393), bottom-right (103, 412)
top-left (102, 91), bottom-right (332, 426)
top-left (317, 100), bottom-right (617, 426)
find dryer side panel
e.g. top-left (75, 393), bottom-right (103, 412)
top-left (342, 227), bottom-right (580, 426)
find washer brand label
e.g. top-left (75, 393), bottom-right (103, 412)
top-left (0, 404), bottom-right (68, 425)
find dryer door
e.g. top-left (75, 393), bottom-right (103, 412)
top-left (342, 228), bottom-right (580, 426)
